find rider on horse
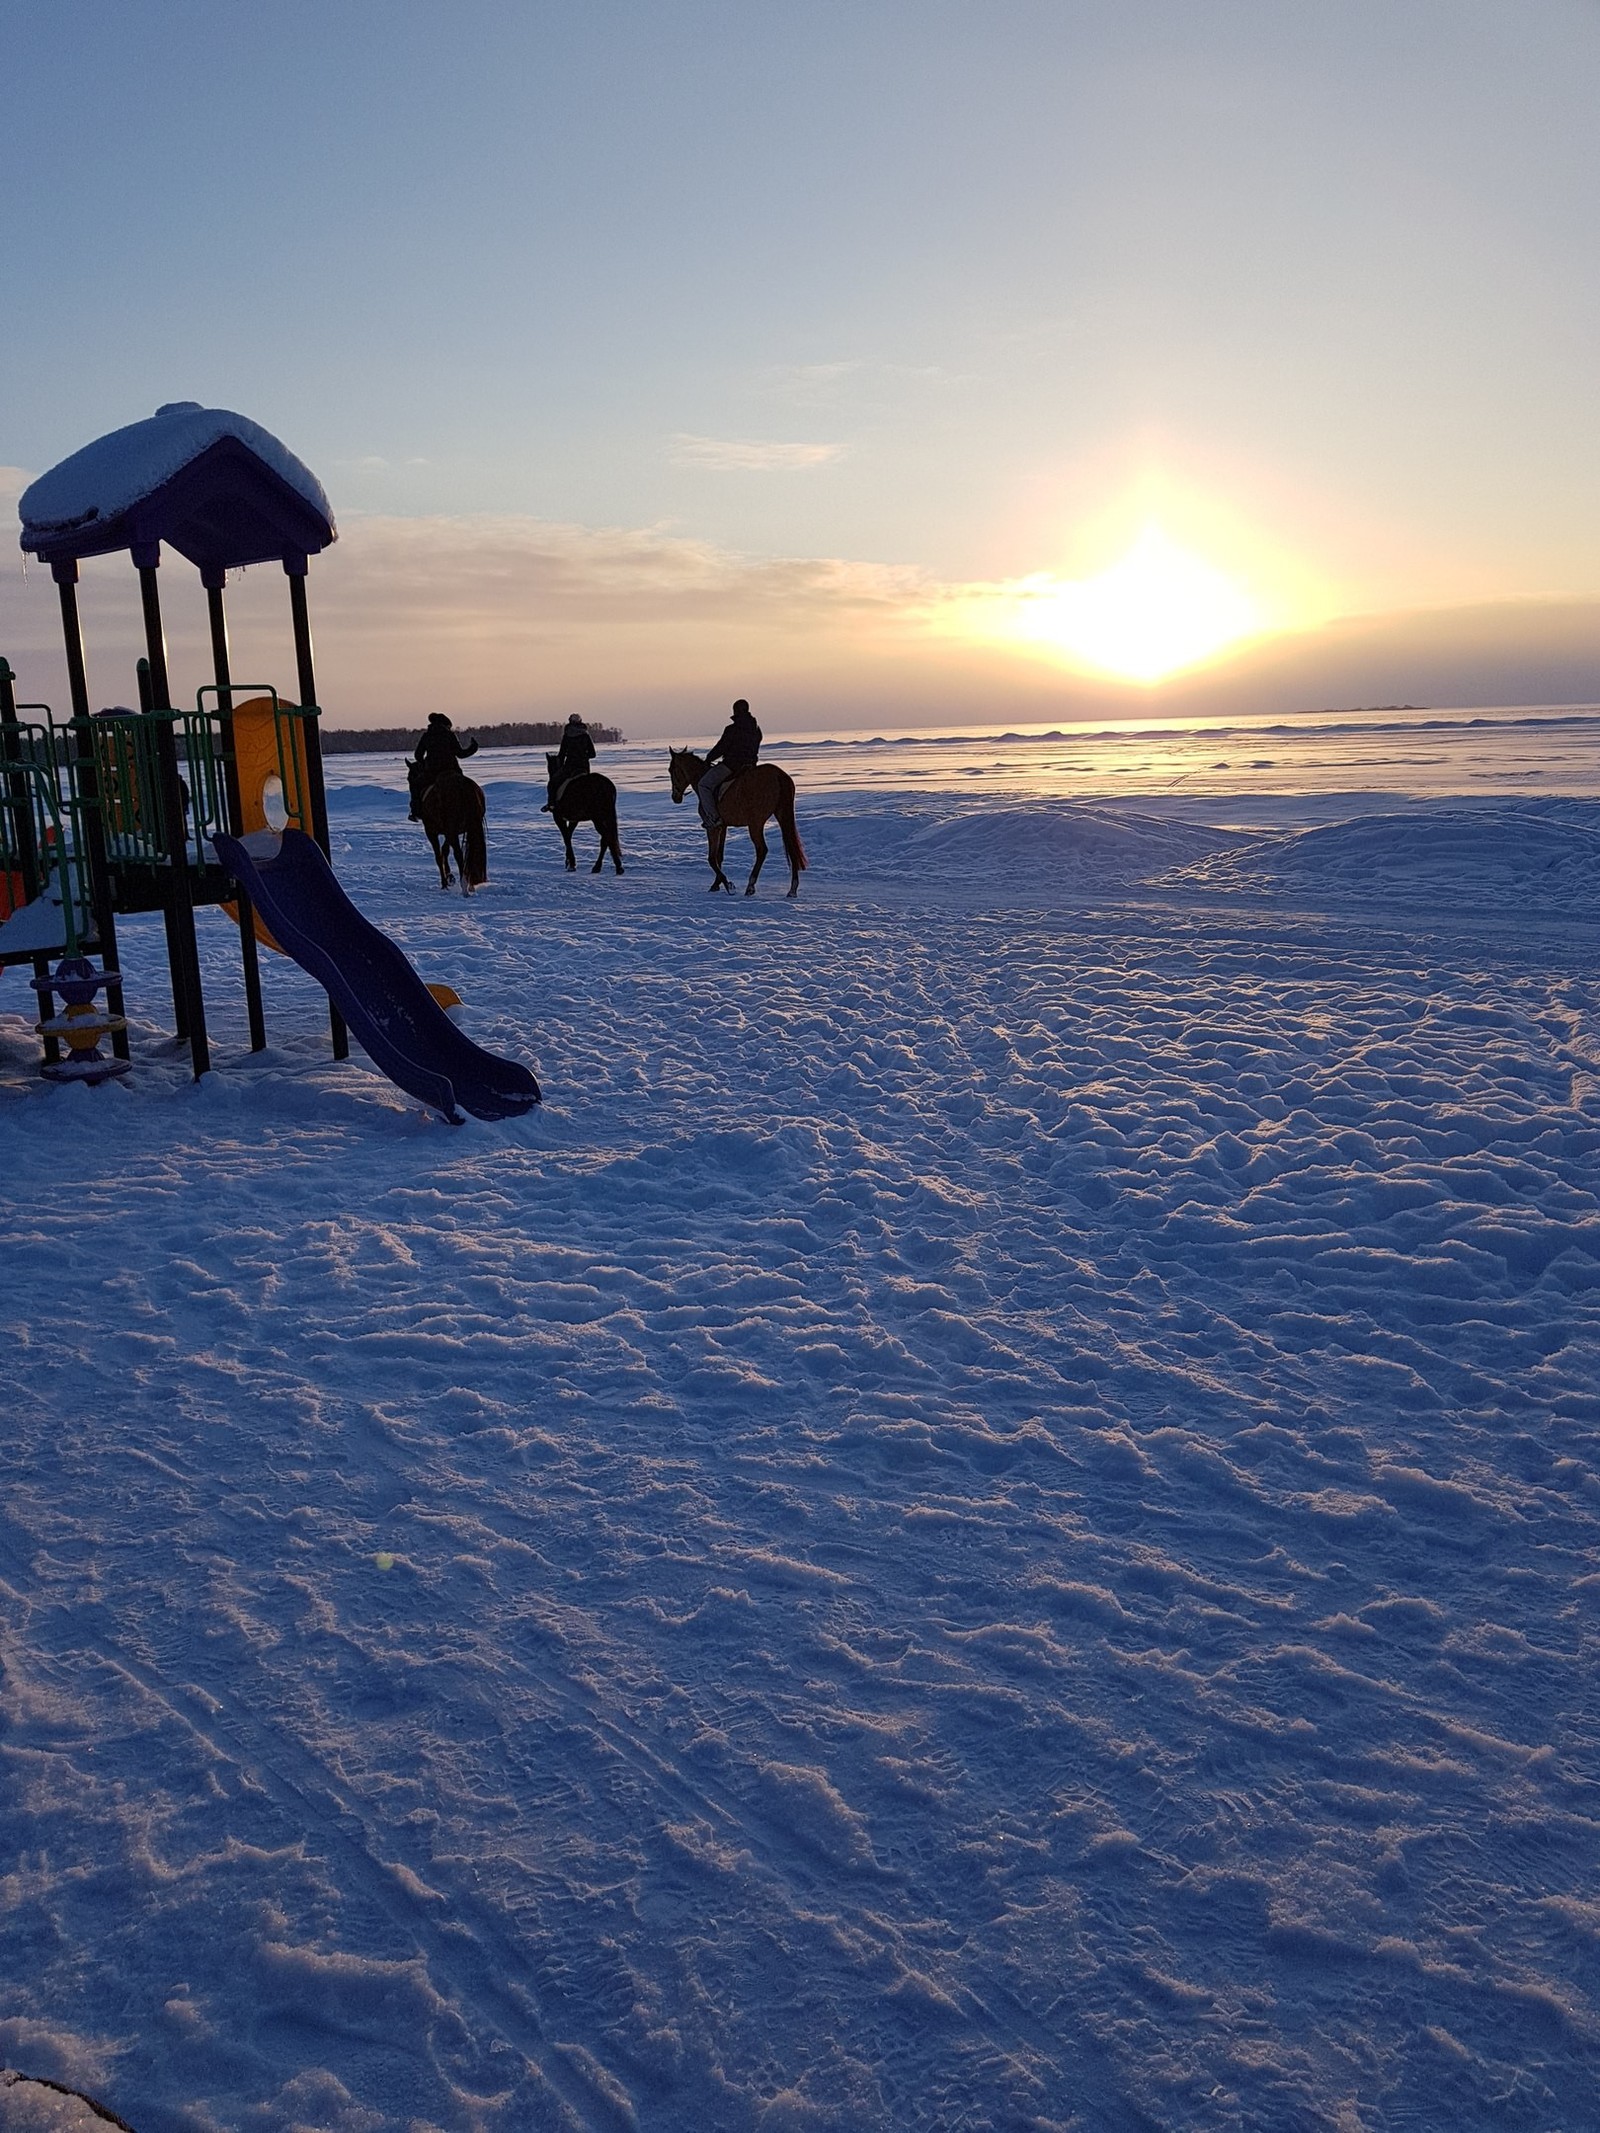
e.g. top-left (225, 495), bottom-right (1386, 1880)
top-left (698, 699), bottom-right (761, 830)
top-left (408, 713), bottom-right (479, 819)
top-left (541, 713), bottom-right (596, 813)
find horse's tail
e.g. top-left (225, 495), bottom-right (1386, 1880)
top-left (466, 805), bottom-right (488, 887)
top-left (779, 789), bottom-right (808, 873)
top-left (597, 791), bottom-right (624, 869)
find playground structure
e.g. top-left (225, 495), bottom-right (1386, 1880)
top-left (2, 401), bottom-right (345, 1078)
top-left (1, 403), bottom-right (539, 1120)
top-left (0, 663), bottom-right (326, 1069)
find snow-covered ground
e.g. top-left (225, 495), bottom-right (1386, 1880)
top-left (2, 741), bottom-right (1598, 2132)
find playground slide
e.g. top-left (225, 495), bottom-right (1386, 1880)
top-left (213, 829), bottom-right (539, 1123)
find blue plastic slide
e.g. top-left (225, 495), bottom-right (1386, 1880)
top-left (213, 829), bottom-right (539, 1122)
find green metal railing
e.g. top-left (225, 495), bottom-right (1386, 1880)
top-left (0, 705), bottom-right (93, 958)
top-left (90, 704), bottom-right (230, 873)
top-left (1, 680), bottom-right (325, 961)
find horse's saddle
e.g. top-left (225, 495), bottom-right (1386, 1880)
top-left (706, 766), bottom-right (753, 823)
top-left (546, 749), bottom-right (593, 809)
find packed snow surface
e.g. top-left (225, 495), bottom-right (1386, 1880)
top-left (17, 403), bottom-right (333, 545)
top-left (2, 748), bottom-right (1598, 2131)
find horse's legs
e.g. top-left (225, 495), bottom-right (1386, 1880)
top-left (559, 816), bottom-right (577, 871)
top-left (428, 829), bottom-right (452, 889)
top-left (708, 826), bottom-right (733, 893)
top-left (744, 822), bottom-right (768, 896)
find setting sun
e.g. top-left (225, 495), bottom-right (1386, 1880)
top-left (990, 525), bottom-right (1265, 684)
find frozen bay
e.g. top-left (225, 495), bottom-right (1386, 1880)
top-left (2, 736), bottom-right (1598, 2130)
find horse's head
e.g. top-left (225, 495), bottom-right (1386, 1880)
top-left (668, 748), bottom-right (700, 805)
top-left (545, 753), bottom-right (560, 778)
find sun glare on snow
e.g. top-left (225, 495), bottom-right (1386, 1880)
top-left (994, 526), bottom-right (1264, 684)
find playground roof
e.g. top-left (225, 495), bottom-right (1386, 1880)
top-left (18, 403), bottom-right (336, 577)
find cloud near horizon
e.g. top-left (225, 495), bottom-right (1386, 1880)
top-left (667, 435), bottom-right (845, 472)
top-left (1, 502), bottom-right (1596, 736)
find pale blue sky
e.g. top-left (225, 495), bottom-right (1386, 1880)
top-left (5, 1), bottom-right (1600, 727)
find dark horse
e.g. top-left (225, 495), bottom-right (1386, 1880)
top-left (412, 759), bottom-right (487, 894)
top-left (668, 750), bottom-right (807, 898)
top-left (545, 755), bottom-right (624, 874)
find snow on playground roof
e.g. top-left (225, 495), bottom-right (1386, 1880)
top-left (18, 402), bottom-right (336, 576)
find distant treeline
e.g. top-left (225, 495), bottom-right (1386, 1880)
top-left (321, 721), bottom-right (625, 755)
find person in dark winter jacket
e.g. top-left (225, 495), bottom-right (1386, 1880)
top-left (408, 713), bottom-right (478, 818)
top-left (698, 699), bottom-right (761, 829)
top-left (541, 713), bottom-right (597, 811)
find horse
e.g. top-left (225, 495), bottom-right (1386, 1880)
top-left (668, 750), bottom-right (807, 898)
top-left (413, 759), bottom-right (487, 894)
top-left (544, 755), bottom-right (624, 875)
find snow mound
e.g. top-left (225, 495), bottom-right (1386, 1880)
top-left (323, 781), bottom-right (402, 823)
top-left (903, 803), bottom-right (1240, 879)
top-left (1167, 805), bottom-right (1600, 908)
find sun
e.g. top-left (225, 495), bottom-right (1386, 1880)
top-left (993, 525), bottom-right (1264, 684)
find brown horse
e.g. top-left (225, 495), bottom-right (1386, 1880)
top-left (544, 754), bottom-right (624, 874)
top-left (668, 750), bottom-right (807, 898)
top-left (415, 760), bottom-right (487, 894)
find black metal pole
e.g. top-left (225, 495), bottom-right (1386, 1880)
top-left (136, 548), bottom-right (210, 1079)
top-left (53, 562), bottom-right (129, 1059)
top-left (285, 556), bottom-right (347, 1060)
top-left (136, 652), bottom-right (189, 1043)
top-left (206, 574), bottom-right (266, 1051)
top-left (0, 655), bottom-right (42, 901)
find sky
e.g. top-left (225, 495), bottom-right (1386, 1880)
top-left (3, 0), bottom-right (1599, 734)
